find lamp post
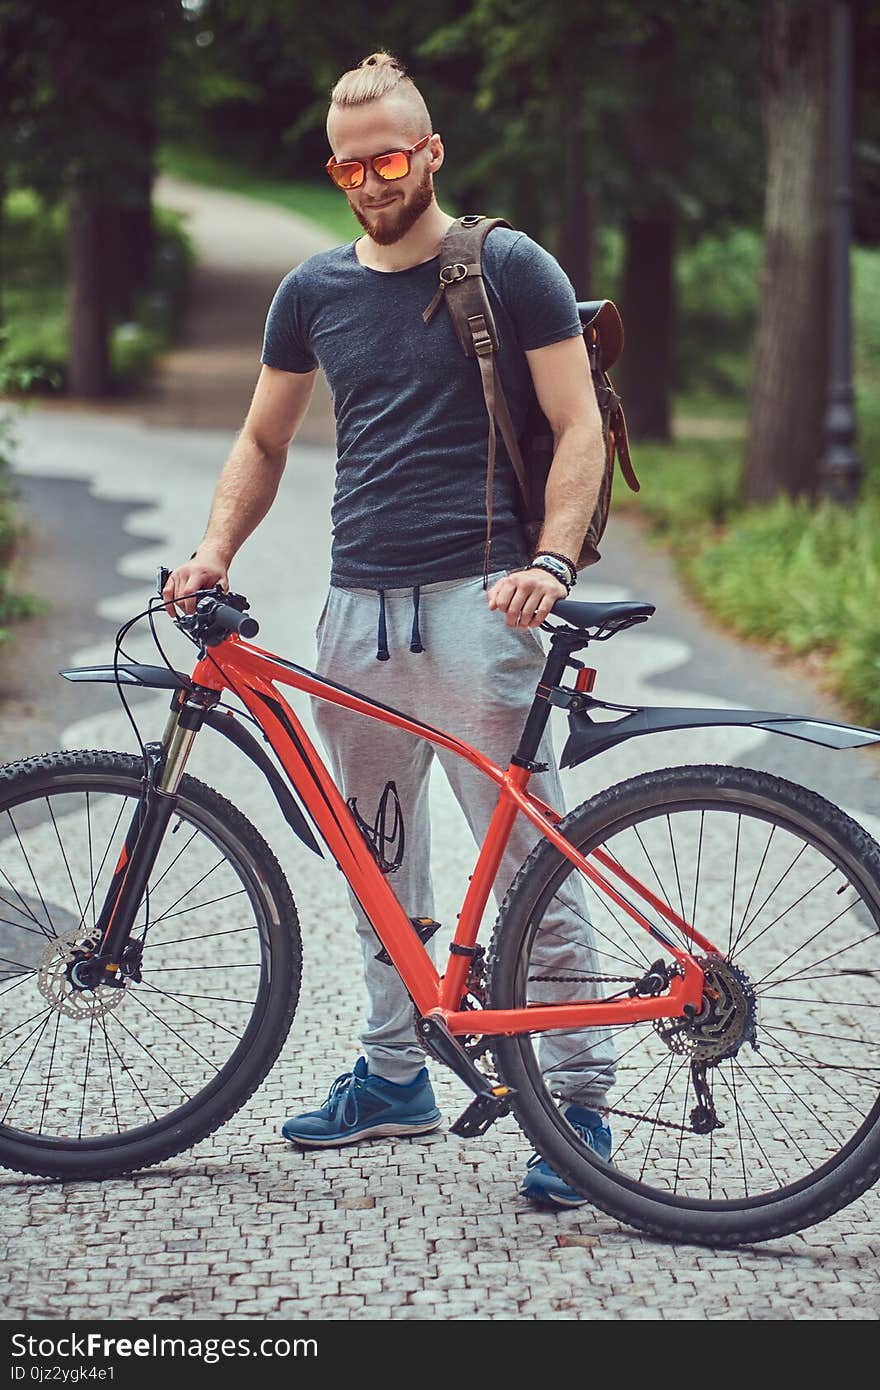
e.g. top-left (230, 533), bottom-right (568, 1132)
top-left (819, 0), bottom-right (861, 503)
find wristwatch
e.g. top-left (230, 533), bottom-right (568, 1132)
top-left (528, 553), bottom-right (574, 593)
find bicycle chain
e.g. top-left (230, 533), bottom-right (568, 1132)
top-left (526, 973), bottom-right (695, 1131)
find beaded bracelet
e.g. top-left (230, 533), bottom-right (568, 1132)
top-left (527, 557), bottom-right (573, 595)
top-left (531, 550), bottom-right (577, 586)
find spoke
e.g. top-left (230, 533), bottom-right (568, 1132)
top-left (548, 892), bottom-right (648, 974)
top-left (540, 1022), bottom-right (654, 1081)
top-left (127, 989), bottom-right (232, 1065)
top-left (664, 814), bottom-right (688, 953)
top-left (756, 928), bottom-right (880, 992)
top-left (673, 1064), bottom-right (692, 1196)
top-left (47, 798), bottom-right (86, 925)
top-left (141, 888), bottom-right (250, 931)
top-left (144, 963), bottom-right (261, 971)
top-left (726, 815), bottom-right (742, 958)
top-left (0, 1005), bottom-right (56, 1046)
top-left (715, 1065), bottom-right (783, 1188)
top-left (567, 871), bottom-right (653, 968)
top-left (86, 791), bottom-right (95, 932)
top-left (101, 1018), bottom-right (122, 1133)
top-left (730, 822), bottom-right (776, 958)
top-left (141, 926), bottom-right (254, 950)
top-left (137, 979), bottom-right (246, 1042)
top-left (638, 1052), bottom-right (677, 1182)
top-left (736, 866), bottom-right (836, 967)
top-left (105, 1009), bottom-right (192, 1102)
top-left (691, 810), bottom-right (704, 930)
top-left (752, 1044), bottom-right (843, 1147)
top-left (730, 1063), bottom-right (748, 1199)
top-left (734, 1058), bottom-right (815, 1169)
top-left (99, 1021), bottom-right (161, 1125)
top-left (145, 825), bottom-right (200, 898)
top-left (144, 858), bottom-right (233, 928)
top-left (733, 841), bottom-right (808, 947)
top-left (760, 1020), bottom-right (873, 1053)
top-left (39, 1010), bottom-right (63, 1135)
top-left (78, 1015), bottom-right (94, 1140)
top-left (78, 796), bottom-right (129, 936)
top-left (4, 810), bottom-right (58, 936)
top-left (759, 1026), bottom-right (870, 1110)
top-left (0, 952), bottom-right (33, 971)
top-left (0, 1013), bottom-right (53, 1124)
top-left (614, 1057), bottom-right (689, 1158)
top-left (0, 973), bottom-right (36, 1000)
top-left (631, 823), bottom-right (681, 946)
top-left (0, 897), bottom-right (55, 938)
top-left (755, 994), bottom-right (880, 1009)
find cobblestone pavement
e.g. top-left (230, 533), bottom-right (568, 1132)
top-left (2, 184), bottom-right (878, 1321)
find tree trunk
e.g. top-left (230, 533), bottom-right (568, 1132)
top-left (66, 182), bottom-right (110, 398)
top-left (618, 214), bottom-right (675, 440)
top-left (555, 61), bottom-right (593, 298)
top-left (743, 0), bottom-right (830, 503)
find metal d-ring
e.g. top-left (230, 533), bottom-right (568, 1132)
top-left (439, 262), bottom-right (469, 285)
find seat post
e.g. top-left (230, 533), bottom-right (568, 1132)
top-left (513, 629), bottom-right (586, 768)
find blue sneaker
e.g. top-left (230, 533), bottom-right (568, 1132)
top-left (520, 1104), bottom-right (613, 1208)
top-left (281, 1057), bottom-right (442, 1148)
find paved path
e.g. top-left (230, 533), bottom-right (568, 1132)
top-left (1, 181), bottom-right (878, 1321)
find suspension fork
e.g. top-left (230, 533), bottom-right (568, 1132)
top-left (86, 687), bottom-right (217, 979)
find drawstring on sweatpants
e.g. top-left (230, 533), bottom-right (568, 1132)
top-left (375, 586), bottom-right (425, 661)
top-left (376, 588), bottom-right (390, 661)
top-left (409, 585), bottom-right (423, 653)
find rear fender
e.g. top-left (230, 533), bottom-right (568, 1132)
top-left (560, 700), bottom-right (880, 768)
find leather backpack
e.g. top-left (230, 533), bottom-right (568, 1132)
top-left (422, 214), bottom-right (639, 585)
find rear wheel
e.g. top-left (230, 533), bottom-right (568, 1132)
top-left (0, 750), bottom-right (301, 1179)
top-left (488, 765), bottom-right (880, 1245)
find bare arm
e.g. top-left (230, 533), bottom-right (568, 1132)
top-left (163, 364), bottom-right (317, 613)
top-left (487, 334), bottom-right (605, 627)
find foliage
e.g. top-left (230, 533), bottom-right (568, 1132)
top-left (0, 192), bottom-right (193, 390)
top-left (0, 355), bottom-right (49, 641)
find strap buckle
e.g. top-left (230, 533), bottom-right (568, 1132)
top-left (439, 262), bottom-right (469, 285)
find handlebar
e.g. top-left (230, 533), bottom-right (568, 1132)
top-left (157, 567), bottom-right (259, 647)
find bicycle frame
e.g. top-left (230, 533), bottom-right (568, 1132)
top-left (64, 619), bottom-right (880, 1051)
top-left (158, 631), bottom-right (714, 1036)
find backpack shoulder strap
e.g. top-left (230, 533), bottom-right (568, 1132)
top-left (422, 215), bottom-right (527, 587)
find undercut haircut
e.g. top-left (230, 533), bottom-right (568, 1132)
top-left (328, 51), bottom-right (432, 143)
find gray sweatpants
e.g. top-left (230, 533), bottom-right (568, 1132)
top-left (310, 568), bottom-right (616, 1106)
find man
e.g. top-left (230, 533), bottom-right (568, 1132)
top-left (163, 51), bottom-right (615, 1207)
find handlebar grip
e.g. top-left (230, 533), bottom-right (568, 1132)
top-left (213, 603), bottom-right (259, 639)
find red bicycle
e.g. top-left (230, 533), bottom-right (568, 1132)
top-left (1, 574), bottom-right (879, 1247)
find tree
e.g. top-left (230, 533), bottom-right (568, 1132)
top-left (743, 0), bottom-right (830, 502)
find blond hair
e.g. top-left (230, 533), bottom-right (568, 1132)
top-left (328, 52), bottom-right (432, 141)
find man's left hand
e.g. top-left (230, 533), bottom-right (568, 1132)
top-left (486, 567), bottom-right (566, 628)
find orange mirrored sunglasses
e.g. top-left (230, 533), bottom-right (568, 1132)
top-left (325, 135), bottom-right (432, 191)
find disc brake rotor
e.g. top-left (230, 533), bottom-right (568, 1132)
top-left (37, 927), bottom-right (130, 1020)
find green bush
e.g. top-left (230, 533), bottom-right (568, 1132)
top-left (1, 191), bottom-right (194, 390)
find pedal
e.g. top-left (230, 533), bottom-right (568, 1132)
top-left (450, 1088), bottom-right (515, 1139)
top-left (375, 917), bottom-right (441, 965)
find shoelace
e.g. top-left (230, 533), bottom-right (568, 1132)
top-left (323, 1069), bottom-right (368, 1127)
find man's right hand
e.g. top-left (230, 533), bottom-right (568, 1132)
top-left (162, 550), bottom-right (230, 617)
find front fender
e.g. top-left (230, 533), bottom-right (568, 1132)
top-left (560, 701), bottom-right (880, 769)
top-left (60, 663), bottom-right (323, 858)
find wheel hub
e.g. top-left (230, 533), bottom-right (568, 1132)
top-left (37, 927), bottom-right (130, 1020)
top-left (654, 955), bottom-right (757, 1063)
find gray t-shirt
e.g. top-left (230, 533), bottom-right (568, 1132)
top-left (261, 227), bottom-right (582, 588)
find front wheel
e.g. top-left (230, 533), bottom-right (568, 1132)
top-left (0, 750), bottom-right (302, 1179)
top-left (487, 765), bottom-right (880, 1245)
